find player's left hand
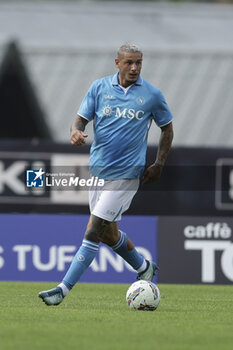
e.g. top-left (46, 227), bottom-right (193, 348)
top-left (142, 162), bottom-right (163, 184)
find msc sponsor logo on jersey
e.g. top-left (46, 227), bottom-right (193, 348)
top-left (102, 105), bottom-right (144, 120)
top-left (102, 105), bottom-right (113, 117)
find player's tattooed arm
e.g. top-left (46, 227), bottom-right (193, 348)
top-left (70, 115), bottom-right (89, 146)
top-left (143, 122), bottom-right (173, 184)
top-left (71, 114), bottom-right (88, 132)
top-left (155, 122), bottom-right (174, 166)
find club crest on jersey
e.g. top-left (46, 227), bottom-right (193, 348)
top-left (102, 105), bottom-right (113, 117)
top-left (136, 96), bottom-right (146, 106)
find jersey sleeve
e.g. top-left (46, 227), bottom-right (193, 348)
top-left (151, 89), bottom-right (173, 127)
top-left (77, 82), bottom-right (96, 121)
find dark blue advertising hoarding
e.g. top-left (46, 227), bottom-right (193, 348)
top-left (0, 214), bottom-right (157, 284)
top-left (158, 216), bottom-right (233, 284)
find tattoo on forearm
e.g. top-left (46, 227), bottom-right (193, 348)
top-left (156, 126), bottom-right (173, 165)
top-left (76, 117), bottom-right (87, 131)
top-left (71, 116), bottom-right (88, 132)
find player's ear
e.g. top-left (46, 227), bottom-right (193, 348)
top-left (115, 58), bottom-right (120, 68)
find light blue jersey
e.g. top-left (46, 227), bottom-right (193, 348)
top-left (78, 73), bottom-right (173, 180)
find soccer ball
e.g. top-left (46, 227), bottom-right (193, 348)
top-left (126, 280), bottom-right (160, 311)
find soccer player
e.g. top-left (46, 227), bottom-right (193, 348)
top-left (39, 44), bottom-right (173, 306)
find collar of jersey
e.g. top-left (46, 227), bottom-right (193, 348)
top-left (111, 73), bottom-right (143, 86)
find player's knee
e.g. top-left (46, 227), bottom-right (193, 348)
top-left (84, 228), bottom-right (99, 242)
top-left (84, 215), bottom-right (111, 242)
top-left (100, 225), bottom-right (121, 246)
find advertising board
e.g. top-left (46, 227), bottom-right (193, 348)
top-left (0, 213), bottom-right (157, 284)
top-left (158, 216), bottom-right (233, 284)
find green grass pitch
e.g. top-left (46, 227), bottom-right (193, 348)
top-left (0, 282), bottom-right (232, 350)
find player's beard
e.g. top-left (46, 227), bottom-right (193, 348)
top-left (118, 71), bottom-right (139, 87)
top-left (126, 73), bottom-right (138, 84)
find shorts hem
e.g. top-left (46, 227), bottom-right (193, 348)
top-left (91, 210), bottom-right (120, 222)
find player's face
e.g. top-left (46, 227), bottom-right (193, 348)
top-left (115, 52), bottom-right (142, 88)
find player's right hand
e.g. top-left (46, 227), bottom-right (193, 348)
top-left (70, 130), bottom-right (88, 146)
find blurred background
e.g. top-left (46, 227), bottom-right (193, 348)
top-left (0, 0), bottom-right (233, 284)
top-left (1, 0), bottom-right (233, 146)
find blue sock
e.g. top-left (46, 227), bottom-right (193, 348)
top-left (62, 239), bottom-right (99, 290)
top-left (112, 231), bottom-right (144, 271)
